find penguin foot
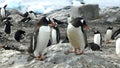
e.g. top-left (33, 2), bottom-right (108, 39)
top-left (64, 49), bottom-right (75, 55)
top-left (68, 49), bottom-right (75, 53)
top-left (37, 55), bottom-right (45, 61)
top-left (75, 51), bottom-right (83, 55)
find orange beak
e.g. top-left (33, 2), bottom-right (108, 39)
top-left (49, 21), bottom-right (56, 27)
top-left (83, 25), bottom-right (89, 30)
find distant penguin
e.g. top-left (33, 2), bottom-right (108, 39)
top-left (19, 12), bottom-right (29, 18)
top-left (4, 17), bottom-right (13, 36)
top-left (20, 17), bottom-right (31, 23)
top-left (1, 4), bottom-right (7, 18)
top-left (67, 17), bottom-right (89, 55)
top-left (94, 30), bottom-right (102, 47)
top-left (19, 12), bottom-right (31, 23)
top-left (104, 26), bottom-right (113, 44)
top-left (14, 30), bottom-right (26, 42)
top-left (111, 28), bottom-right (120, 40)
top-left (49, 18), bottom-right (60, 45)
top-left (28, 16), bottom-right (55, 60)
top-left (28, 11), bottom-right (37, 19)
top-left (88, 42), bottom-right (102, 51)
top-left (116, 38), bottom-right (120, 55)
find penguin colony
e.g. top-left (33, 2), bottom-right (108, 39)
top-left (0, 3), bottom-right (120, 61)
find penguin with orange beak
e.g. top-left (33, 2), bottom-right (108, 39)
top-left (67, 17), bottom-right (89, 55)
top-left (28, 16), bottom-right (55, 60)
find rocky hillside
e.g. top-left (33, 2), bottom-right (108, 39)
top-left (0, 6), bottom-right (120, 68)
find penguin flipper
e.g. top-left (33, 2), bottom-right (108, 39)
top-left (28, 30), bottom-right (39, 54)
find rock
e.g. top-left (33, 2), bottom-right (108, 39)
top-left (0, 5), bottom-right (120, 68)
top-left (70, 4), bottom-right (99, 20)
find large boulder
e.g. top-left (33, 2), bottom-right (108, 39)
top-left (70, 4), bottom-right (99, 20)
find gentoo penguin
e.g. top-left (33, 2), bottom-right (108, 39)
top-left (104, 26), bottom-right (113, 44)
top-left (28, 16), bottom-right (55, 60)
top-left (19, 12), bottom-right (31, 23)
top-left (28, 11), bottom-right (37, 19)
top-left (94, 30), bottom-right (102, 47)
top-left (14, 30), bottom-right (26, 42)
top-left (0, 4), bottom-right (7, 18)
top-left (111, 28), bottom-right (120, 40)
top-left (19, 11), bottom-right (29, 18)
top-left (20, 17), bottom-right (31, 23)
top-left (49, 18), bottom-right (60, 45)
top-left (4, 17), bottom-right (13, 37)
top-left (116, 38), bottom-right (120, 55)
top-left (88, 42), bottom-right (102, 51)
top-left (67, 17), bottom-right (89, 55)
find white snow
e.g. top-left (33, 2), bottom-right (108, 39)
top-left (0, 0), bottom-right (120, 13)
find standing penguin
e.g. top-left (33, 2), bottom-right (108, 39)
top-left (4, 17), bottom-right (13, 37)
top-left (1, 4), bottom-right (7, 18)
top-left (28, 11), bottom-right (37, 19)
top-left (67, 17), bottom-right (89, 55)
top-left (28, 16), bottom-right (55, 60)
top-left (116, 38), bottom-right (120, 56)
top-left (94, 30), bottom-right (102, 47)
top-left (49, 18), bottom-right (60, 45)
top-left (104, 26), bottom-right (113, 44)
top-left (111, 28), bottom-right (120, 40)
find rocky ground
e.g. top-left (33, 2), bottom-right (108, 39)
top-left (0, 6), bottom-right (120, 68)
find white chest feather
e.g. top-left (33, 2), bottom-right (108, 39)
top-left (116, 38), bottom-right (120, 55)
top-left (51, 28), bottom-right (57, 44)
top-left (67, 17), bottom-right (72, 24)
top-left (67, 23), bottom-right (85, 51)
top-left (1, 8), bottom-right (5, 17)
top-left (29, 13), bottom-right (36, 19)
top-left (33, 26), bottom-right (51, 57)
top-left (105, 30), bottom-right (112, 40)
top-left (94, 34), bottom-right (101, 46)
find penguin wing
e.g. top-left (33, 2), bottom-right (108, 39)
top-left (83, 31), bottom-right (88, 48)
top-left (100, 33), bottom-right (102, 46)
top-left (56, 27), bottom-right (60, 43)
top-left (111, 30), bottom-right (120, 40)
top-left (28, 29), bottom-right (39, 53)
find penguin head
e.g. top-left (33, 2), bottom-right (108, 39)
top-left (35, 16), bottom-right (56, 30)
top-left (49, 18), bottom-right (58, 27)
top-left (71, 17), bottom-right (89, 30)
top-left (40, 16), bottom-right (51, 26)
top-left (107, 26), bottom-right (113, 30)
top-left (3, 4), bottom-right (7, 8)
top-left (94, 30), bottom-right (100, 34)
top-left (44, 17), bottom-right (56, 27)
top-left (29, 11), bottom-right (34, 13)
top-left (23, 12), bottom-right (29, 17)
